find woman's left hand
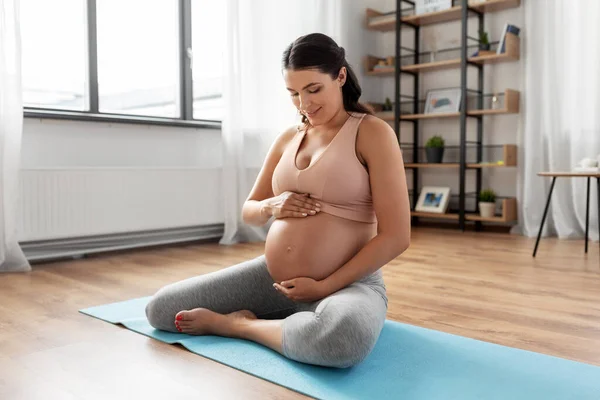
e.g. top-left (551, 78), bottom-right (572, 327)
top-left (273, 277), bottom-right (329, 302)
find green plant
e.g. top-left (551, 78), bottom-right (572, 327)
top-left (425, 136), bottom-right (445, 148)
top-left (384, 97), bottom-right (393, 111)
top-left (479, 189), bottom-right (496, 203)
top-left (479, 31), bottom-right (490, 46)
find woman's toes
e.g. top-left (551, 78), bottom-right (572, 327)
top-left (175, 310), bottom-right (190, 321)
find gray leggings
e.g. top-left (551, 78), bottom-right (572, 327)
top-left (145, 255), bottom-right (388, 368)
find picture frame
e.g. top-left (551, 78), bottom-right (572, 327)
top-left (415, 186), bottom-right (451, 213)
top-left (424, 88), bottom-right (462, 114)
top-left (415, 0), bottom-right (452, 15)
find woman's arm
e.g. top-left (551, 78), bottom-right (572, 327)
top-left (321, 115), bottom-right (411, 295)
top-left (241, 127), bottom-right (297, 226)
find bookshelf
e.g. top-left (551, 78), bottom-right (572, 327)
top-left (364, 0), bottom-right (522, 230)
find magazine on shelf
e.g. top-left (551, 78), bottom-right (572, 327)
top-left (497, 23), bottom-right (521, 54)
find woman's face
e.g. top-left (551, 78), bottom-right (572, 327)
top-left (283, 67), bottom-right (346, 126)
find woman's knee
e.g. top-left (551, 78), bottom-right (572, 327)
top-left (145, 290), bottom-right (177, 331)
top-left (324, 315), bottom-right (379, 368)
top-left (285, 311), bottom-right (380, 368)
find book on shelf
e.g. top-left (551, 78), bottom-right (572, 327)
top-left (497, 23), bottom-right (521, 54)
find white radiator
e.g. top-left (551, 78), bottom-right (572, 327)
top-left (18, 168), bottom-right (224, 243)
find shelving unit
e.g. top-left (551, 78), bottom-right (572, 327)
top-left (365, 0), bottom-right (522, 229)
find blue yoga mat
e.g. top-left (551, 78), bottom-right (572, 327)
top-left (80, 297), bottom-right (600, 400)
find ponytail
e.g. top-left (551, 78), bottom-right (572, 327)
top-left (341, 58), bottom-right (372, 116)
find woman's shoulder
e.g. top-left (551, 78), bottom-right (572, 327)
top-left (359, 114), bottom-right (393, 132)
top-left (270, 124), bottom-right (302, 155)
top-left (357, 114), bottom-right (396, 138)
top-left (356, 114), bottom-right (399, 159)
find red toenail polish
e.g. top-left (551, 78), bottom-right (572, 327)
top-left (176, 315), bottom-right (183, 321)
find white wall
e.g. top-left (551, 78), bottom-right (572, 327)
top-left (20, 1), bottom-right (524, 241)
top-left (22, 118), bottom-right (223, 169)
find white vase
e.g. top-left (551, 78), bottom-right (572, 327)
top-left (479, 202), bottom-right (496, 218)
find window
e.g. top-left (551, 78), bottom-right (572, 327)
top-left (21, 0), bottom-right (87, 110)
top-left (191, 0), bottom-right (226, 121)
top-left (21, 0), bottom-right (225, 126)
top-left (97, 0), bottom-right (179, 118)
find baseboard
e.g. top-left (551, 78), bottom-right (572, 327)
top-left (21, 224), bottom-right (224, 263)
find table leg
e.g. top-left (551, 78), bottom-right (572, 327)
top-left (533, 177), bottom-right (557, 257)
top-left (586, 177), bottom-right (591, 253)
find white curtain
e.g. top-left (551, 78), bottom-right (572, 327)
top-left (0, 0), bottom-right (30, 272)
top-left (518, 0), bottom-right (600, 241)
top-left (220, 0), bottom-right (345, 244)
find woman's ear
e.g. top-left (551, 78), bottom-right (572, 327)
top-left (338, 67), bottom-right (347, 87)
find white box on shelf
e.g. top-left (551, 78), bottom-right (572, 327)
top-left (416, 0), bottom-right (452, 15)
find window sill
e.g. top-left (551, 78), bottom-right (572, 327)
top-left (24, 109), bottom-right (222, 130)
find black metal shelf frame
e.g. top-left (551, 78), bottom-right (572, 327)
top-left (396, 0), bottom-right (486, 230)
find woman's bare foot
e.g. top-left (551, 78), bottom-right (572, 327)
top-left (174, 308), bottom-right (257, 336)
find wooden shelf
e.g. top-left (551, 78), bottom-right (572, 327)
top-left (376, 111), bottom-right (395, 121)
top-left (405, 163), bottom-right (460, 168)
top-left (403, 145), bottom-right (517, 168)
top-left (376, 89), bottom-right (520, 121)
top-left (470, 144), bottom-right (517, 167)
top-left (400, 112), bottom-right (460, 120)
top-left (471, 0), bottom-right (521, 13)
top-left (401, 34), bottom-right (520, 73)
top-left (469, 89), bottom-right (520, 115)
top-left (366, 9), bottom-right (397, 31)
top-left (367, 68), bottom-right (395, 76)
top-left (369, 33), bottom-right (520, 76)
top-left (411, 198), bottom-right (517, 223)
top-left (366, 0), bottom-right (520, 30)
top-left (465, 198), bottom-right (517, 223)
top-left (402, 59), bottom-right (461, 73)
top-left (411, 211), bottom-right (459, 220)
top-left (364, 55), bottom-right (395, 76)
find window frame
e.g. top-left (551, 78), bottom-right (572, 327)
top-left (23, 0), bottom-right (221, 130)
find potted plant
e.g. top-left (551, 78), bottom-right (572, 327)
top-left (479, 31), bottom-right (490, 51)
top-left (425, 135), bottom-right (445, 163)
top-left (384, 97), bottom-right (393, 111)
top-left (479, 189), bottom-right (496, 218)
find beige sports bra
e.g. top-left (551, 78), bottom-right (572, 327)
top-left (271, 112), bottom-right (376, 223)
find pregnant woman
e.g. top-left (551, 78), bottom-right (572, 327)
top-left (145, 33), bottom-right (411, 368)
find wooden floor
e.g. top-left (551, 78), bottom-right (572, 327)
top-left (1, 228), bottom-right (599, 399)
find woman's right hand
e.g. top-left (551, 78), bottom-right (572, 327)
top-left (262, 191), bottom-right (321, 219)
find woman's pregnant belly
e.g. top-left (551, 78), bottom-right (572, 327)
top-left (264, 212), bottom-right (376, 284)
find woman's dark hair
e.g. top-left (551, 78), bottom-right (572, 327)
top-left (282, 33), bottom-right (372, 123)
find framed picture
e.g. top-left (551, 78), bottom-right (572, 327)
top-left (415, 186), bottom-right (451, 213)
top-left (415, 0), bottom-right (452, 15)
top-left (424, 88), bottom-right (462, 114)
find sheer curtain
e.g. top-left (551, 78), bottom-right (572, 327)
top-left (0, 0), bottom-right (30, 272)
top-left (220, 0), bottom-right (344, 244)
top-left (518, 0), bottom-right (600, 241)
